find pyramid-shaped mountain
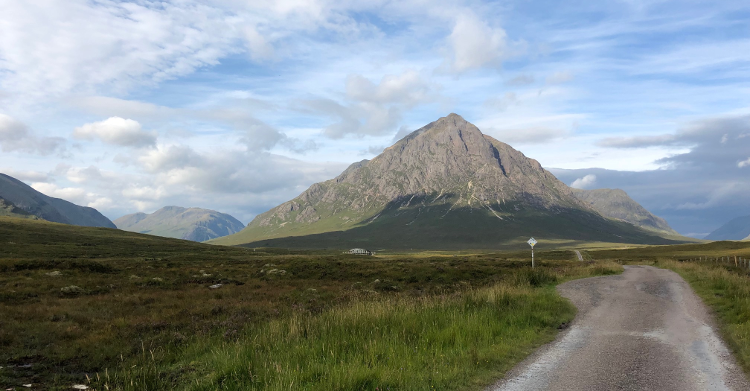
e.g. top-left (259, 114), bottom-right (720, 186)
top-left (214, 114), bottom-right (680, 249)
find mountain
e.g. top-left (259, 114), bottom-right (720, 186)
top-left (0, 173), bottom-right (115, 228)
top-left (571, 188), bottom-right (678, 235)
top-left (115, 206), bottom-right (245, 242)
top-left (213, 114), bottom-right (681, 249)
top-left (704, 216), bottom-right (750, 241)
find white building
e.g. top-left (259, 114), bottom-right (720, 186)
top-left (347, 248), bottom-right (374, 256)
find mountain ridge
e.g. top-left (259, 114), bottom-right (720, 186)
top-left (0, 173), bottom-right (115, 228)
top-left (571, 188), bottom-right (677, 235)
top-left (213, 114), bottom-right (685, 249)
top-left (704, 215), bottom-right (750, 241)
top-left (115, 206), bottom-right (245, 242)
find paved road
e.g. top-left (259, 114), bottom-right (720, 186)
top-left (574, 250), bottom-right (583, 261)
top-left (490, 265), bottom-right (750, 391)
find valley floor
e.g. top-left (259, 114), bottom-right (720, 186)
top-left (2, 217), bottom-right (750, 390)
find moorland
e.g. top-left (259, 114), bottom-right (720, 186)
top-left (2, 216), bottom-right (750, 390)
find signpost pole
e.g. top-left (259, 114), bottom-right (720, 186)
top-left (527, 237), bottom-right (537, 269)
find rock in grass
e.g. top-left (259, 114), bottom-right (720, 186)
top-left (209, 284), bottom-right (223, 289)
top-left (45, 271), bottom-right (62, 277)
top-left (60, 286), bottom-right (84, 295)
top-left (72, 385), bottom-right (89, 390)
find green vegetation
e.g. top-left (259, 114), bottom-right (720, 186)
top-left (216, 201), bottom-right (688, 250)
top-left (0, 197), bottom-right (38, 220)
top-left (0, 216), bottom-right (620, 390)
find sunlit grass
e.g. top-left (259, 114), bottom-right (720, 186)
top-left (89, 263), bottom-right (621, 391)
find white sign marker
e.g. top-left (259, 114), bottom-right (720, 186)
top-left (528, 237), bottom-right (537, 268)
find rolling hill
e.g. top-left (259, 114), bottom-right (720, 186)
top-left (115, 206), bottom-right (245, 241)
top-left (212, 114), bottom-right (685, 250)
top-left (0, 173), bottom-right (115, 228)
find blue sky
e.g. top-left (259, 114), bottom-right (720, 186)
top-left (1, 0), bottom-right (749, 237)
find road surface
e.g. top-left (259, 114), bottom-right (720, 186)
top-left (574, 250), bottom-right (583, 261)
top-left (490, 265), bottom-right (750, 391)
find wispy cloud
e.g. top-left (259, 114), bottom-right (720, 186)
top-left (1, 0), bottom-right (749, 232)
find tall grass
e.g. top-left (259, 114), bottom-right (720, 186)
top-left (656, 260), bottom-right (750, 374)
top-left (91, 262), bottom-right (620, 391)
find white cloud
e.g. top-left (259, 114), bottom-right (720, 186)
top-left (31, 181), bottom-right (114, 210)
top-left (505, 74), bottom-right (535, 86)
top-left (0, 114), bottom-right (65, 154)
top-left (138, 145), bottom-right (204, 174)
top-left (65, 166), bottom-right (107, 184)
top-left (0, 168), bottom-right (49, 182)
top-left (597, 134), bottom-right (679, 148)
top-left (244, 26), bottom-right (275, 61)
top-left (0, 114), bottom-right (28, 139)
top-left (306, 70), bottom-right (438, 139)
top-left (739, 158), bottom-right (750, 168)
top-left (346, 71), bottom-right (433, 107)
top-left (570, 174), bottom-right (597, 189)
top-left (546, 71), bottom-right (574, 84)
top-left (484, 92), bottom-right (519, 112)
top-left (489, 126), bottom-right (569, 144)
top-left (447, 13), bottom-right (507, 72)
top-left (31, 182), bottom-right (88, 204)
top-left (73, 117), bottom-right (156, 148)
top-left (69, 96), bottom-right (175, 120)
top-left (0, 1), bottom-right (242, 100)
top-left (674, 182), bottom-right (750, 210)
top-left (87, 197), bottom-right (114, 210)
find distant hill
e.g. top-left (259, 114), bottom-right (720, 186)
top-left (704, 216), bottom-right (750, 241)
top-left (571, 188), bottom-right (677, 235)
top-left (0, 173), bottom-right (115, 228)
top-left (212, 113), bottom-right (684, 250)
top-left (115, 206), bottom-right (245, 242)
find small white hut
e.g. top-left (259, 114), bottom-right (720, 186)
top-left (347, 248), bottom-right (374, 256)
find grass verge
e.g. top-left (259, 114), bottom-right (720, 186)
top-left (89, 263), bottom-right (621, 391)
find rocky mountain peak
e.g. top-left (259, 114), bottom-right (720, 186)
top-left (214, 113), bottom-right (648, 248)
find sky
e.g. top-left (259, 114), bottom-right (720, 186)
top-left (1, 0), bottom-right (749, 238)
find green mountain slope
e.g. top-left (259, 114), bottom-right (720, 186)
top-left (0, 173), bottom-right (115, 228)
top-left (571, 188), bottom-right (678, 235)
top-left (0, 197), bottom-right (39, 220)
top-left (212, 114), bottom-right (686, 249)
top-left (704, 215), bottom-right (750, 241)
top-left (115, 206), bottom-right (245, 242)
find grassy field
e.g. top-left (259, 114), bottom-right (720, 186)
top-left (0, 217), bottom-right (623, 390)
top-left (7, 215), bottom-right (748, 390)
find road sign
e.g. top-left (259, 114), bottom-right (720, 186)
top-left (528, 238), bottom-right (537, 268)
